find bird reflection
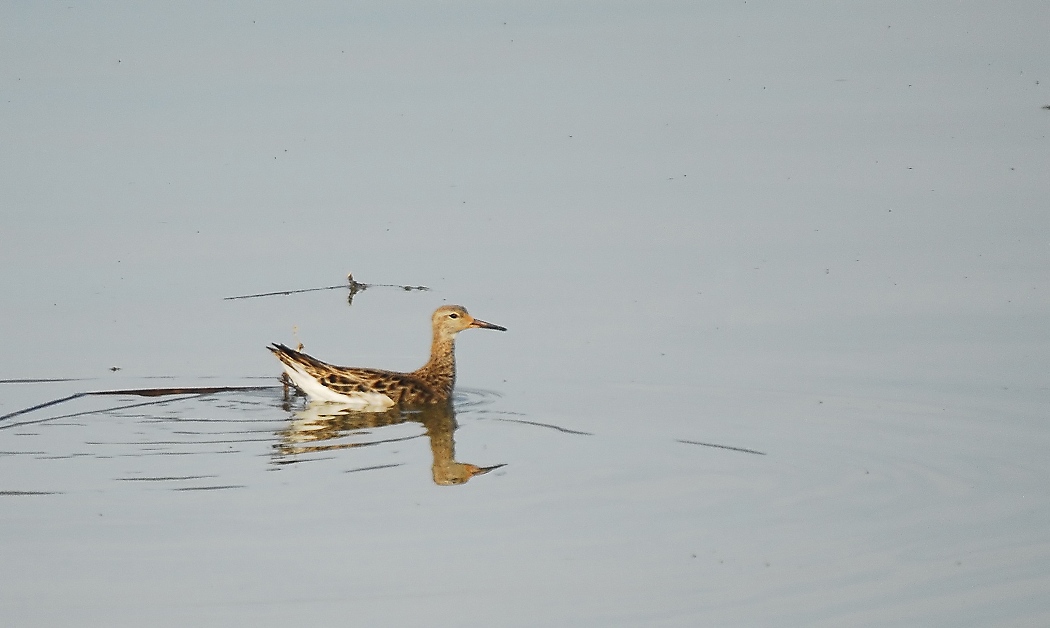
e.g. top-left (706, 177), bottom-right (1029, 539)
top-left (274, 402), bottom-right (504, 485)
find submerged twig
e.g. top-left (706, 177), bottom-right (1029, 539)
top-left (676, 439), bottom-right (766, 456)
top-left (223, 273), bottom-right (429, 302)
top-left (95, 386), bottom-right (274, 397)
top-left (488, 417), bottom-right (594, 436)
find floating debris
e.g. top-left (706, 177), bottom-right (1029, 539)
top-left (223, 273), bottom-right (429, 303)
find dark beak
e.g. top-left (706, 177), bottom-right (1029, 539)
top-left (469, 318), bottom-right (507, 331)
top-left (472, 463), bottom-right (507, 476)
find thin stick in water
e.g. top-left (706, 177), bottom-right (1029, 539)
top-left (676, 439), bottom-right (766, 455)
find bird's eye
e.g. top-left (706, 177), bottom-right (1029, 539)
top-left (449, 313), bottom-right (459, 319)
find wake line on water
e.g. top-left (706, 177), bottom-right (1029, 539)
top-left (0, 385), bottom-right (278, 427)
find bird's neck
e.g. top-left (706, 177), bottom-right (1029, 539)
top-left (414, 333), bottom-right (456, 397)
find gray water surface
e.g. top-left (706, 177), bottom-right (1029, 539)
top-left (2, 2), bottom-right (1049, 626)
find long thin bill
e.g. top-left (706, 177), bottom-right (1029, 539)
top-left (470, 318), bottom-right (507, 331)
top-left (473, 464), bottom-right (507, 476)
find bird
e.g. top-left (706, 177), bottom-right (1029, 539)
top-left (269, 305), bottom-right (506, 409)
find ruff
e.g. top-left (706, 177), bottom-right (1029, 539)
top-left (269, 305), bottom-right (505, 409)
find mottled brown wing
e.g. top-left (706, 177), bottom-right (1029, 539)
top-left (326, 368), bottom-right (440, 404)
top-left (269, 343), bottom-right (438, 403)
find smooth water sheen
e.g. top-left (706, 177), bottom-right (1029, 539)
top-left (2, 2), bottom-right (1049, 626)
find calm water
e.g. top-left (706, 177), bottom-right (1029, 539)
top-left (3, 2), bottom-right (1050, 626)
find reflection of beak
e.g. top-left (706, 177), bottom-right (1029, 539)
top-left (469, 463), bottom-right (507, 476)
top-left (469, 318), bottom-right (507, 332)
